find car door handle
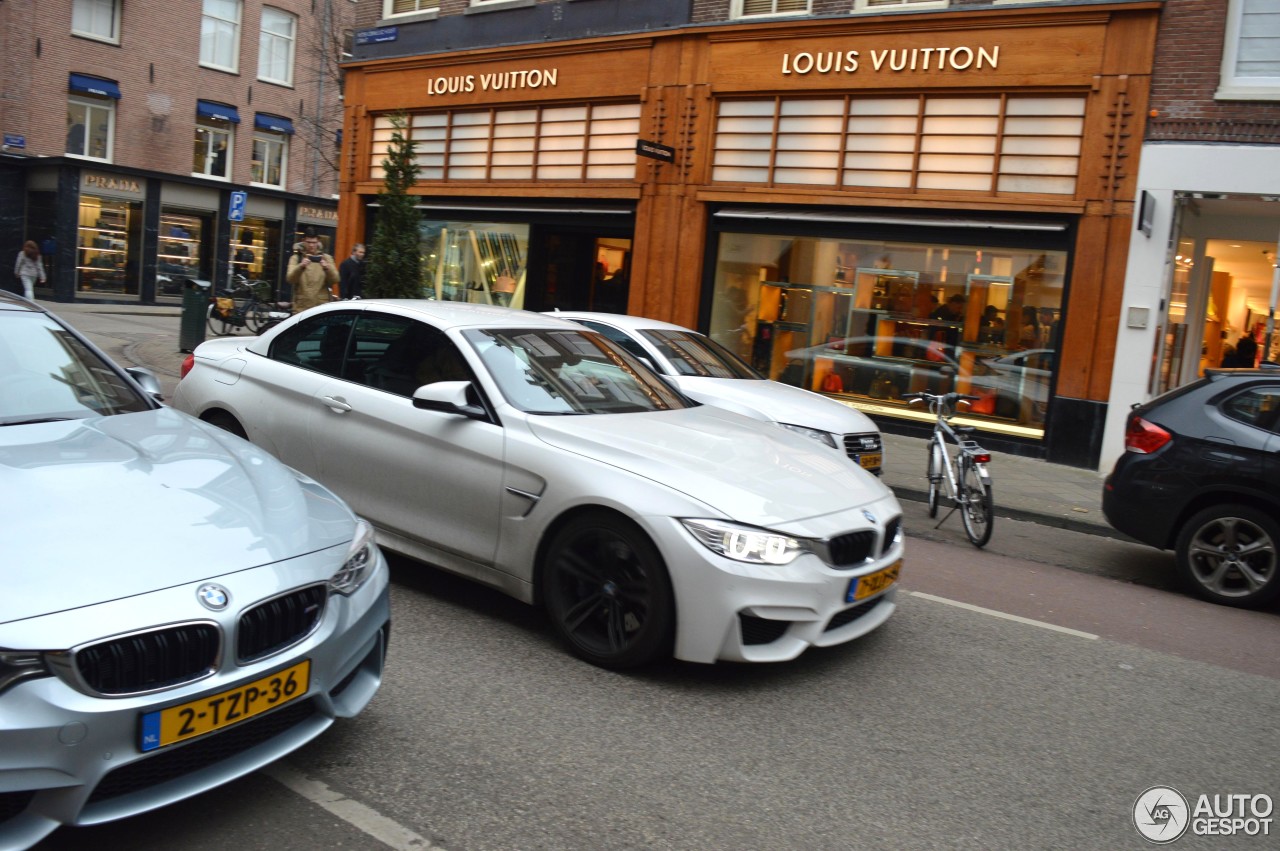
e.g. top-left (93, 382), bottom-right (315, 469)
top-left (321, 395), bottom-right (353, 412)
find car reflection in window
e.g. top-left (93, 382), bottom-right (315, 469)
top-left (465, 328), bottom-right (687, 415)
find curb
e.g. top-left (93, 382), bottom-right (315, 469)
top-left (888, 484), bottom-right (1129, 541)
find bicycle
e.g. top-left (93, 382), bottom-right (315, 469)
top-left (207, 275), bottom-right (286, 336)
top-left (903, 390), bottom-right (995, 547)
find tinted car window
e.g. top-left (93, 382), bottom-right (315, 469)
top-left (574, 320), bottom-right (650, 363)
top-left (0, 312), bottom-right (151, 425)
top-left (270, 311), bottom-right (356, 378)
top-left (465, 328), bottom-right (687, 414)
top-left (356, 314), bottom-right (472, 397)
top-left (1221, 386), bottom-right (1280, 432)
top-left (640, 329), bottom-right (760, 379)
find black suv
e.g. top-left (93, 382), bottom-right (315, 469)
top-left (1103, 365), bottom-right (1280, 608)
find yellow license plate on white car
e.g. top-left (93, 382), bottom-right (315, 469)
top-left (858, 453), bottom-right (882, 470)
top-left (140, 659), bottom-right (310, 752)
top-left (846, 561), bottom-right (901, 604)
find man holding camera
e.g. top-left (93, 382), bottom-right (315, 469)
top-left (287, 230), bottom-right (340, 314)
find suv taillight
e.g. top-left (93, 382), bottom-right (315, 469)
top-left (180, 354), bottom-right (195, 379)
top-left (1124, 415), bottom-right (1172, 454)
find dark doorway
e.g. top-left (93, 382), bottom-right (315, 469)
top-left (526, 225), bottom-right (632, 314)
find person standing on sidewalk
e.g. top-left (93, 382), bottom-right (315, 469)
top-left (14, 241), bottom-right (47, 299)
top-left (286, 229), bottom-right (339, 314)
top-left (339, 243), bottom-right (366, 300)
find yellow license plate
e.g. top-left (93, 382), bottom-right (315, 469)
top-left (140, 659), bottom-right (310, 752)
top-left (858, 453), bottom-right (882, 470)
top-left (847, 560), bottom-right (901, 603)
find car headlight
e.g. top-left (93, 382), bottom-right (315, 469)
top-left (778, 422), bottom-right (838, 449)
top-left (329, 519), bottom-right (377, 595)
top-left (681, 519), bottom-right (809, 566)
top-left (0, 650), bottom-right (50, 696)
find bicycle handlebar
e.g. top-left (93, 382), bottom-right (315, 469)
top-left (902, 391), bottom-right (980, 405)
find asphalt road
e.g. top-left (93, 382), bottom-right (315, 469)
top-left (29, 306), bottom-right (1279, 850)
top-left (32, 506), bottom-right (1280, 851)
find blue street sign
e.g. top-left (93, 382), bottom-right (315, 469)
top-left (3, 134), bottom-right (25, 149)
top-left (228, 191), bottom-right (247, 222)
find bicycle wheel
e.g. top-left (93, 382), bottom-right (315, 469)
top-left (206, 301), bottom-right (231, 336)
top-left (246, 300), bottom-right (272, 334)
top-left (957, 456), bottom-right (994, 548)
top-left (926, 438), bottom-right (945, 518)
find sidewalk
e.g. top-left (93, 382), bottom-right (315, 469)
top-left (47, 299), bottom-right (1117, 540)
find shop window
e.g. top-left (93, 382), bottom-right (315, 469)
top-left (712, 94), bottom-right (1084, 196)
top-left (258, 7), bottom-right (296, 87)
top-left (233, 218), bottom-right (283, 295)
top-left (370, 102), bottom-right (640, 183)
top-left (384, 0), bottom-right (440, 16)
top-left (72, 0), bottom-right (121, 42)
top-left (418, 221), bottom-right (529, 308)
top-left (733, 0), bottom-right (810, 17)
top-left (252, 130), bottom-right (288, 187)
top-left (77, 196), bottom-right (141, 297)
top-left (1218, 0), bottom-right (1280, 100)
top-left (67, 95), bottom-right (114, 162)
top-left (157, 210), bottom-right (213, 298)
top-left (201, 0), bottom-right (242, 73)
top-left (710, 232), bottom-right (1066, 438)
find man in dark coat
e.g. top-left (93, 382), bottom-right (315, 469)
top-left (339, 243), bottom-right (366, 300)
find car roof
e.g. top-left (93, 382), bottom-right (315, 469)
top-left (0, 292), bottom-right (47, 314)
top-left (312, 300), bottom-right (591, 331)
top-left (549, 310), bottom-right (694, 335)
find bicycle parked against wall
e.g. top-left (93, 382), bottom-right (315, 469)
top-left (207, 275), bottom-right (288, 336)
top-left (903, 389), bottom-right (995, 547)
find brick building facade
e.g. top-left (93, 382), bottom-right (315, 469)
top-left (0, 0), bottom-right (355, 304)
top-left (1103, 0), bottom-right (1280, 468)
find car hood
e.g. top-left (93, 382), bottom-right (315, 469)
top-left (670, 376), bottom-right (878, 434)
top-left (525, 406), bottom-right (890, 525)
top-left (0, 408), bottom-right (354, 624)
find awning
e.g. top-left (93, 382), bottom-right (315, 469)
top-left (197, 100), bottom-right (240, 124)
top-left (68, 73), bottom-right (121, 99)
top-left (255, 113), bottom-right (294, 135)
top-left (714, 208), bottom-right (1070, 232)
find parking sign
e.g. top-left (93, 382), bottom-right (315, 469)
top-left (228, 191), bottom-right (247, 222)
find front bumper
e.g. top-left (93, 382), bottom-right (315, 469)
top-left (0, 549), bottom-right (390, 850)
top-left (650, 495), bottom-right (903, 664)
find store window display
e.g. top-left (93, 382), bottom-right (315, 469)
top-left (419, 220), bottom-right (530, 307)
top-left (76, 196), bottom-right (141, 297)
top-left (156, 209), bottom-right (213, 299)
top-left (710, 232), bottom-right (1066, 437)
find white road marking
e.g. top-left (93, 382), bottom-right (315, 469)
top-left (265, 763), bottom-right (444, 851)
top-left (909, 591), bottom-right (1100, 640)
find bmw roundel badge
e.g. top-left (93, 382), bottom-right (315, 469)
top-left (862, 509), bottom-right (877, 524)
top-left (197, 583), bottom-right (230, 611)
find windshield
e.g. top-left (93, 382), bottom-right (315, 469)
top-left (640, 329), bottom-right (761, 379)
top-left (0, 312), bottom-right (151, 426)
top-left (465, 327), bottom-right (688, 415)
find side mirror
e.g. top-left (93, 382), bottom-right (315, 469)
top-left (126, 367), bottom-right (165, 402)
top-left (412, 380), bottom-right (487, 420)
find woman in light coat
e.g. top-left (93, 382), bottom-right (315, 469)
top-left (14, 240), bottom-right (46, 300)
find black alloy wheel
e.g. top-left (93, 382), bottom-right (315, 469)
top-left (1175, 504), bottom-right (1280, 608)
top-left (541, 512), bottom-right (674, 669)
